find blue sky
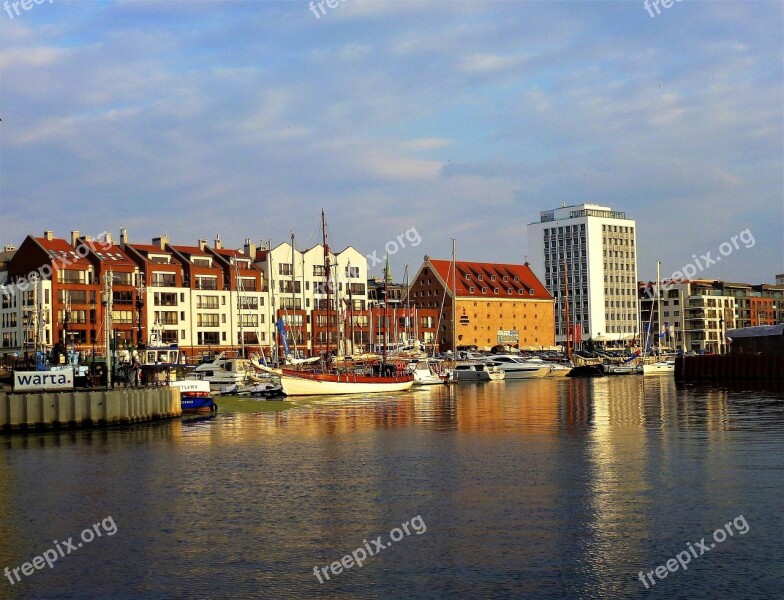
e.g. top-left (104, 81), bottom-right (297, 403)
top-left (1, 0), bottom-right (781, 282)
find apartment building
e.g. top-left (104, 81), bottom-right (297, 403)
top-left (527, 203), bottom-right (639, 346)
top-left (638, 279), bottom-right (784, 353)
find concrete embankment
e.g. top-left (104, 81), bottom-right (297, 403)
top-left (0, 387), bottom-right (182, 432)
top-left (675, 355), bottom-right (784, 380)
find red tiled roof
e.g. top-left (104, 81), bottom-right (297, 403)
top-left (170, 245), bottom-right (210, 257)
top-left (427, 259), bottom-right (552, 300)
top-left (128, 244), bottom-right (170, 254)
top-left (34, 237), bottom-right (93, 267)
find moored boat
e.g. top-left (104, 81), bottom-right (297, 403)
top-left (451, 362), bottom-right (505, 382)
top-left (171, 380), bottom-right (217, 413)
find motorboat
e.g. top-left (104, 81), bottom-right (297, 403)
top-left (407, 360), bottom-right (447, 385)
top-left (642, 359), bottom-right (675, 375)
top-left (170, 379), bottom-right (217, 413)
top-left (189, 353), bottom-right (261, 388)
top-left (451, 362), bottom-right (505, 382)
top-left (481, 355), bottom-right (549, 379)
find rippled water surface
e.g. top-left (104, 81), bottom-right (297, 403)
top-left (2, 377), bottom-right (783, 599)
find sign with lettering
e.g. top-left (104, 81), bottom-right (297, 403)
top-left (13, 369), bottom-right (74, 392)
top-left (497, 330), bottom-right (519, 344)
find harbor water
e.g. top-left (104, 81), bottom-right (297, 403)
top-left (2, 377), bottom-right (783, 599)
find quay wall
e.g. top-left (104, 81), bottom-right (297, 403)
top-left (0, 388), bottom-right (181, 432)
top-left (675, 355), bottom-right (784, 380)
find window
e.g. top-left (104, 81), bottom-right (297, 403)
top-left (345, 266), bottom-right (360, 279)
top-left (279, 263), bottom-right (293, 276)
top-left (197, 313), bottom-right (220, 327)
top-left (154, 292), bottom-right (177, 306)
top-left (152, 272), bottom-right (176, 287)
top-left (58, 269), bottom-right (86, 284)
top-left (195, 276), bottom-right (217, 290)
top-left (156, 311), bottom-right (178, 325)
top-left (313, 265), bottom-right (325, 276)
top-left (192, 257), bottom-right (211, 267)
top-left (197, 295), bottom-right (219, 309)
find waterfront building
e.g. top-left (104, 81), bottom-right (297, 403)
top-left (637, 279), bottom-right (784, 353)
top-left (0, 229), bottom-right (370, 361)
top-left (527, 203), bottom-right (639, 347)
top-left (406, 257), bottom-right (555, 352)
top-left (776, 274), bottom-right (784, 285)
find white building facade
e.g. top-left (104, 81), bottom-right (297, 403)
top-left (527, 203), bottom-right (639, 346)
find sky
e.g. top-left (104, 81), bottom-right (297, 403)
top-left (0, 0), bottom-right (782, 283)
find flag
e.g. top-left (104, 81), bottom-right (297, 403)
top-left (276, 317), bottom-right (290, 356)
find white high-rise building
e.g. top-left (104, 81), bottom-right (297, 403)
top-left (527, 203), bottom-right (639, 346)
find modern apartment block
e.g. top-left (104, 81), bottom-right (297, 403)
top-left (527, 203), bottom-right (639, 346)
top-left (637, 279), bottom-right (784, 353)
top-left (0, 229), bottom-right (369, 361)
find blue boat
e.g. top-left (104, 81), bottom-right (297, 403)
top-left (171, 380), bottom-right (218, 413)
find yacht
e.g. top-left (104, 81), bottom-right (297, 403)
top-left (407, 360), bottom-right (447, 385)
top-left (189, 353), bottom-right (261, 388)
top-left (481, 355), bottom-right (549, 379)
top-left (451, 362), bottom-right (505, 382)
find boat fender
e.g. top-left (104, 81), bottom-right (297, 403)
top-left (211, 402), bottom-right (218, 412)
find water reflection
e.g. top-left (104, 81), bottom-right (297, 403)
top-left (1, 377), bottom-right (783, 598)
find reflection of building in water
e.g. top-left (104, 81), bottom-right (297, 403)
top-left (583, 376), bottom-right (650, 598)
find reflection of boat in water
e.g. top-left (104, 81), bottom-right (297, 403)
top-left (451, 362), bottom-right (505, 382)
top-left (170, 380), bottom-right (217, 413)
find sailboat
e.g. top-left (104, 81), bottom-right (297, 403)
top-left (643, 260), bottom-right (675, 376)
top-left (274, 211), bottom-right (414, 396)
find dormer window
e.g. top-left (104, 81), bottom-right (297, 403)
top-left (491, 275), bottom-right (496, 281)
top-left (193, 257), bottom-right (212, 267)
top-left (469, 286), bottom-right (475, 293)
top-left (477, 275), bottom-right (483, 281)
top-left (514, 276), bottom-right (520, 282)
top-left (465, 274), bottom-right (471, 280)
top-left (503, 275), bottom-right (508, 282)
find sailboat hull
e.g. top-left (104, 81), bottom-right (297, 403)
top-left (279, 371), bottom-right (414, 396)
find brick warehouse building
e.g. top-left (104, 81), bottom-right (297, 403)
top-left (406, 257), bottom-right (555, 352)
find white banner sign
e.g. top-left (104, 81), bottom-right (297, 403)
top-left (13, 369), bottom-right (74, 392)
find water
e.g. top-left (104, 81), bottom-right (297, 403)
top-left (2, 377), bottom-right (783, 599)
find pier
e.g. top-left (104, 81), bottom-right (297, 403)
top-left (0, 387), bottom-right (182, 432)
top-left (675, 354), bottom-right (784, 380)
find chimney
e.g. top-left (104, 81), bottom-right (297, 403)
top-left (152, 234), bottom-right (169, 250)
top-left (120, 226), bottom-right (128, 246)
top-left (244, 238), bottom-right (256, 260)
top-left (98, 233), bottom-right (108, 245)
top-left (198, 238), bottom-right (208, 251)
top-left (44, 230), bottom-right (54, 241)
top-left (214, 234), bottom-right (222, 250)
top-left (70, 230), bottom-right (81, 247)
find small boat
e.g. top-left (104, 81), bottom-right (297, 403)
top-left (451, 362), bottom-right (505, 382)
top-left (171, 380), bottom-right (217, 413)
top-left (642, 360), bottom-right (675, 375)
top-left (248, 382), bottom-right (286, 399)
top-left (190, 354), bottom-right (260, 388)
top-left (481, 355), bottom-right (548, 379)
top-left (604, 364), bottom-right (641, 375)
top-left (408, 360), bottom-right (447, 385)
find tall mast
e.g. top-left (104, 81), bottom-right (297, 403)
top-left (656, 260), bottom-right (662, 352)
top-left (405, 264), bottom-right (410, 344)
top-left (383, 255), bottom-right (390, 368)
top-left (235, 257), bottom-right (245, 358)
top-left (564, 260), bottom-right (571, 359)
top-left (322, 210), bottom-right (331, 363)
top-left (348, 259), bottom-right (355, 356)
top-left (451, 239), bottom-right (457, 357)
top-left (290, 231), bottom-right (298, 359)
